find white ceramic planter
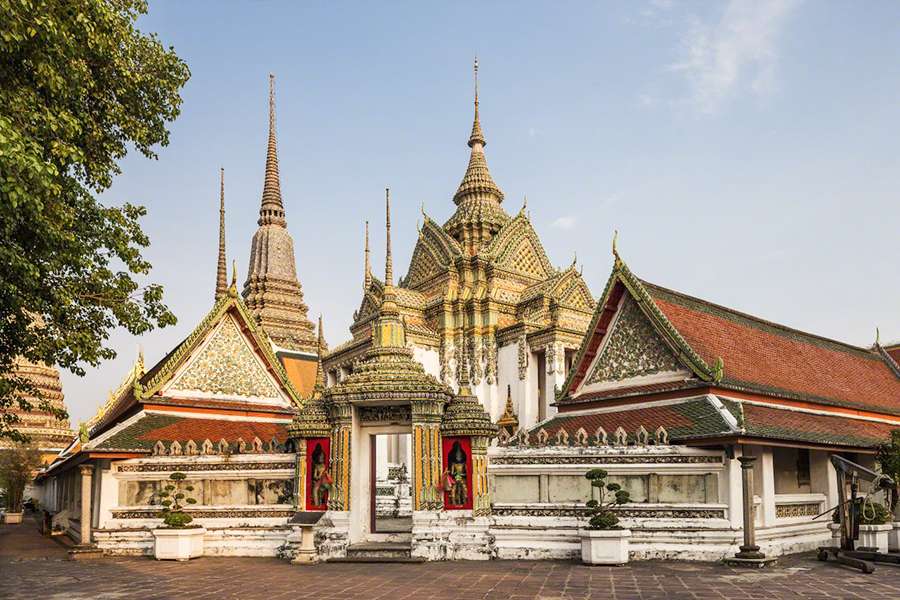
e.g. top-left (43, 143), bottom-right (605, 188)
top-left (889, 522), bottom-right (900, 552)
top-left (152, 527), bottom-right (206, 561)
top-left (4, 512), bottom-right (23, 524)
top-left (857, 524), bottom-right (892, 554)
top-left (579, 528), bottom-right (631, 565)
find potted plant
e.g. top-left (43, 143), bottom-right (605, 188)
top-left (0, 444), bottom-right (43, 525)
top-left (876, 429), bottom-right (900, 551)
top-left (579, 468), bottom-right (632, 565)
top-left (151, 472), bottom-right (205, 560)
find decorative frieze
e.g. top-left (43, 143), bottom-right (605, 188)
top-left (517, 333), bottom-right (528, 380)
top-left (117, 461), bottom-right (295, 473)
top-left (112, 508), bottom-right (295, 519)
top-left (492, 505), bottom-right (725, 519)
top-left (490, 454), bottom-right (723, 466)
top-left (358, 405), bottom-right (411, 424)
top-left (775, 502), bottom-right (821, 519)
top-left (483, 336), bottom-right (497, 385)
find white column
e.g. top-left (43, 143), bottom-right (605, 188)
top-left (726, 446), bottom-right (744, 529)
top-left (759, 447), bottom-right (777, 527)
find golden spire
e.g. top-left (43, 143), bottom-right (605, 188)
top-left (229, 259), bottom-right (238, 295)
top-left (384, 187), bottom-right (393, 287)
top-left (497, 385), bottom-right (519, 433)
top-left (259, 73), bottom-right (286, 227)
top-left (215, 168), bottom-right (228, 301)
top-left (469, 56), bottom-right (485, 149)
top-left (364, 220), bottom-right (371, 290)
top-left (313, 315), bottom-right (326, 395)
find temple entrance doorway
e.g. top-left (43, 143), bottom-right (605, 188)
top-left (371, 433), bottom-right (412, 534)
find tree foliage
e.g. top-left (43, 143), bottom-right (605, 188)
top-left (0, 0), bottom-right (189, 440)
top-left (583, 468), bottom-right (631, 530)
top-left (0, 444), bottom-right (44, 512)
top-left (876, 429), bottom-right (900, 511)
top-left (157, 471), bottom-right (198, 528)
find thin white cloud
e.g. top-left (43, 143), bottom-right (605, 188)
top-left (669, 0), bottom-right (800, 113)
top-left (552, 216), bottom-right (576, 230)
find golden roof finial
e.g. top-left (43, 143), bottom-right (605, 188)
top-left (384, 187), bottom-right (393, 287)
top-left (215, 167), bottom-right (228, 301)
top-left (363, 220), bottom-right (371, 291)
top-left (468, 56), bottom-right (485, 149)
top-left (230, 259), bottom-right (238, 295)
top-left (876, 327), bottom-right (881, 346)
top-left (612, 230), bottom-right (620, 263)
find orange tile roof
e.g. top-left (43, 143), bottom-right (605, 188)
top-left (644, 282), bottom-right (900, 416)
top-left (737, 402), bottom-right (899, 448)
top-left (281, 355), bottom-right (317, 399)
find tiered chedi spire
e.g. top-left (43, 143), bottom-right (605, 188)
top-left (243, 74), bottom-right (318, 354)
top-left (215, 168), bottom-right (228, 301)
top-left (0, 358), bottom-right (74, 455)
top-left (445, 57), bottom-right (509, 254)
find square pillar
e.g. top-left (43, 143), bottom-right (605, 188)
top-left (759, 448), bottom-right (777, 527)
top-left (78, 464), bottom-right (93, 545)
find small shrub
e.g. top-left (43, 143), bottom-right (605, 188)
top-left (583, 468), bottom-right (631, 530)
top-left (157, 472), bottom-right (199, 528)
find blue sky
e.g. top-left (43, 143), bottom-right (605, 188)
top-left (62, 0), bottom-right (900, 423)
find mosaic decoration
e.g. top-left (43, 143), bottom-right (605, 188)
top-left (170, 316), bottom-right (281, 399)
top-left (517, 333), bottom-right (528, 380)
top-left (585, 295), bottom-right (682, 385)
top-left (492, 505), bottom-right (726, 519)
top-left (775, 502), bottom-right (822, 519)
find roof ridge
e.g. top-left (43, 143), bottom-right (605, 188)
top-left (640, 279), bottom-right (881, 361)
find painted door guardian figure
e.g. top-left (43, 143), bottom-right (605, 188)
top-left (311, 443), bottom-right (332, 507)
top-left (443, 440), bottom-right (468, 507)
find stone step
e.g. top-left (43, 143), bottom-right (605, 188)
top-left (328, 556), bottom-right (426, 564)
top-left (335, 542), bottom-right (421, 563)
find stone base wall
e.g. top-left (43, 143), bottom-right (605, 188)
top-left (94, 525), bottom-right (294, 557)
top-left (411, 510), bottom-right (492, 561)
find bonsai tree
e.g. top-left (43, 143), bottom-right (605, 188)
top-left (584, 468), bottom-right (631, 529)
top-left (0, 444), bottom-right (43, 513)
top-left (876, 429), bottom-right (900, 514)
top-left (157, 472), bottom-right (198, 527)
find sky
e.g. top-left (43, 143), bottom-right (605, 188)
top-left (60, 0), bottom-right (900, 424)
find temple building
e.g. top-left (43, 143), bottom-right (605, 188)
top-left (324, 61), bottom-right (595, 432)
top-left (0, 358), bottom-right (74, 463)
top-left (28, 67), bottom-right (900, 565)
top-left (487, 243), bottom-right (900, 561)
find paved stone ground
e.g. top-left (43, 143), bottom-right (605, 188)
top-left (4, 520), bottom-right (900, 599)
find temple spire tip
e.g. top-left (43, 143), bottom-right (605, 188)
top-left (215, 168), bottom-right (228, 301)
top-left (384, 188), bottom-right (393, 287)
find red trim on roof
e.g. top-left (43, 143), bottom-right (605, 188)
top-left (568, 281), bottom-right (625, 393)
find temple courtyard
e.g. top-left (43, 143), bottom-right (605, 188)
top-left (2, 522), bottom-right (900, 599)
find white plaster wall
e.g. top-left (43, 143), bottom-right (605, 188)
top-left (412, 346), bottom-right (440, 380)
top-left (496, 343), bottom-right (520, 422)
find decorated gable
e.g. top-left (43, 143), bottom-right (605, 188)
top-left (165, 313), bottom-right (290, 406)
top-left (580, 294), bottom-right (688, 393)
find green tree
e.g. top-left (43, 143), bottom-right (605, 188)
top-left (0, 0), bottom-right (189, 441)
top-left (0, 444), bottom-right (44, 512)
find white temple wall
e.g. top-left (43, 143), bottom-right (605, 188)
top-left (497, 343), bottom-right (521, 422)
top-left (412, 345), bottom-right (440, 381)
top-left (486, 443), bottom-right (834, 561)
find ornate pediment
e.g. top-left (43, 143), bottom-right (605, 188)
top-left (484, 215), bottom-right (553, 280)
top-left (167, 314), bottom-right (284, 402)
top-left (584, 295), bottom-right (683, 386)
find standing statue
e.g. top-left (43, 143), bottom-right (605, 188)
top-left (442, 440), bottom-right (468, 507)
top-left (310, 443), bottom-right (332, 507)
